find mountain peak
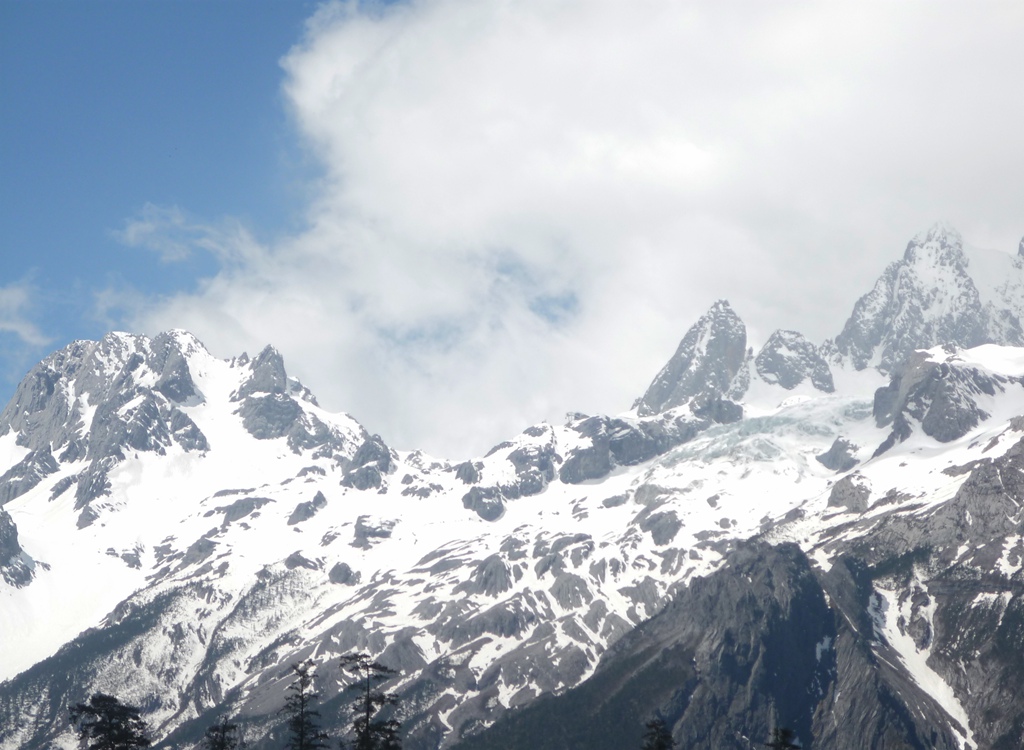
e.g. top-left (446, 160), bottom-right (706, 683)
top-left (707, 298), bottom-right (735, 316)
top-left (635, 300), bottom-right (746, 417)
top-left (911, 220), bottom-right (962, 245)
top-left (834, 224), bottom-right (1022, 372)
top-left (903, 222), bottom-right (965, 265)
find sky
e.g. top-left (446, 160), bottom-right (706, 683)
top-left (2, 0), bottom-right (1023, 459)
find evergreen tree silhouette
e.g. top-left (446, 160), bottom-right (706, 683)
top-left (202, 716), bottom-right (242, 750)
top-left (763, 727), bottom-right (801, 749)
top-left (281, 660), bottom-right (330, 750)
top-left (339, 653), bottom-right (401, 750)
top-left (69, 693), bottom-right (151, 750)
top-left (640, 717), bottom-right (675, 750)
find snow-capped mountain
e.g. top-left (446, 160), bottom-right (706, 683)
top-left (831, 223), bottom-right (1024, 372)
top-left (1, 226), bottom-right (1023, 750)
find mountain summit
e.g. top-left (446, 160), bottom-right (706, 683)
top-left (635, 299), bottom-right (746, 418)
top-left (832, 223), bottom-right (1024, 372)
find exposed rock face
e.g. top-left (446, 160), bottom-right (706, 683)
top-left (462, 486), bottom-right (506, 521)
top-left (88, 389), bottom-right (209, 460)
top-left (328, 561), bottom-right (360, 585)
top-left (352, 516), bottom-right (396, 548)
top-left (827, 474), bottom-right (871, 512)
top-left (0, 448), bottom-right (59, 506)
top-left (231, 346), bottom-right (349, 455)
top-left (454, 461), bottom-right (480, 484)
top-left (150, 331), bottom-right (201, 404)
top-left (636, 300), bottom-right (747, 416)
top-left (0, 332), bottom-right (209, 456)
top-left (288, 491), bottom-right (328, 525)
top-left (834, 224), bottom-right (1024, 373)
top-left (455, 554), bottom-right (513, 598)
top-left (460, 414), bottom-right (713, 521)
top-left (559, 413), bottom-right (705, 485)
top-left (872, 347), bottom-right (1022, 455)
top-left (232, 345), bottom-right (288, 401)
top-left (816, 437), bottom-right (859, 472)
top-left (755, 329), bottom-right (835, 392)
top-left (235, 393), bottom-right (349, 456)
top-left (341, 435), bottom-right (395, 490)
top-left (0, 509), bottom-right (32, 587)
top-left (459, 542), bottom-right (962, 750)
top-left (940, 438), bottom-right (1024, 546)
top-left (0, 332), bottom-right (212, 520)
top-left (813, 440), bottom-right (1024, 750)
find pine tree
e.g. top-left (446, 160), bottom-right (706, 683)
top-left (764, 727), bottom-right (801, 749)
top-left (640, 717), bottom-right (675, 750)
top-left (281, 660), bottom-right (330, 750)
top-left (69, 693), bottom-right (151, 750)
top-left (339, 653), bottom-right (401, 750)
top-left (202, 716), bottom-right (242, 750)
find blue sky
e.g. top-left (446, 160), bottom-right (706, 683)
top-left (1, 0), bottom-right (318, 385)
top-left (1, 1), bottom-right (1022, 456)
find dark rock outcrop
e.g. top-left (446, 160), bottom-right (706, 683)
top-left (0, 332), bottom-right (210, 460)
top-left (328, 561), bottom-right (361, 585)
top-left (816, 437), bottom-right (859, 472)
top-left (755, 329), bottom-right (835, 392)
top-left (352, 516), bottom-right (395, 548)
top-left (559, 413), bottom-right (706, 485)
top-left (462, 486), bottom-right (506, 521)
top-left (827, 474), bottom-right (871, 512)
top-left (0, 508), bottom-right (32, 587)
top-left (872, 348), bottom-right (1020, 455)
top-left (288, 491), bottom-right (328, 525)
top-left (342, 435), bottom-right (395, 491)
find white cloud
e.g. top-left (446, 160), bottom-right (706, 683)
top-left (129, 0), bottom-right (1024, 457)
top-left (0, 282), bottom-right (49, 348)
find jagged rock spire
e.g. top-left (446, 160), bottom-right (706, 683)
top-left (636, 299), bottom-right (747, 417)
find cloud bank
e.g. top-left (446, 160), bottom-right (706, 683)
top-left (129, 0), bottom-right (1024, 457)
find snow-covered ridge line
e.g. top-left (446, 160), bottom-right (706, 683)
top-left (1, 224), bottom-right (1024, 750)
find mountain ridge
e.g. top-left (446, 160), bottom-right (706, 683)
top-left (1, 225), bottom-right (1023, 750)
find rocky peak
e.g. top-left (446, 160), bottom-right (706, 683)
top-left (149, 331), bottom-right (205, 404)
top-left (233, 345), bottom-right (288, 401)
top-left (754, 329), bottom-right (834, 392)
top-left (833, 223), bottom-right (1022, 373)
top-left (0, 332), bottom-right (218, 523)
top-left (636, 300), bottom-right (746, 417)
top-left (903, 222), bottom-right (966, 265)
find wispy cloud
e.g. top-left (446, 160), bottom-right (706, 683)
top-left (123, 0), bottom-right (1024, 457)
top-left (0, 281), bottom-right (49, 347)
top-left (116, 203), bottom-right (267, 267)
